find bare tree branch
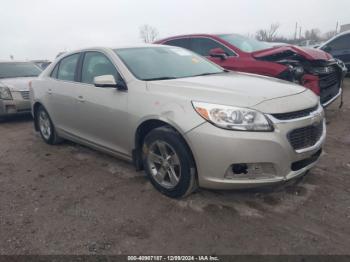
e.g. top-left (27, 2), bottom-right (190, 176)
top-left (256, 23), bottom-right (280, 42)
top-left (139, 24), bottom-right (159, 43)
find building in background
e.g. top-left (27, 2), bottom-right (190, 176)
top-left (340, 24), bottom-right (350, 32)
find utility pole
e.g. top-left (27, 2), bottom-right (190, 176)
top-left (335, 21), bottom-right (339, 33)
top-left (299, 26), bottom-right (302, 39)
top-left (294, 22), bottom-right (298, 40)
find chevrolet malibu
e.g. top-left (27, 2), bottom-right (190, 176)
top-left (30, 45), bottom-right (326, 198)
top-left (0, 61), bottom-right (42, 118)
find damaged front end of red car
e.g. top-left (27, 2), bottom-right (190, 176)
top-left (253, 46), bottom-right (345, 107)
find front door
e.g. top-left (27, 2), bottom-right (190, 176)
top-left (74, 51), bottom-right (130, 156)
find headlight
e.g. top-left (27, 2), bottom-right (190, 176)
top-left (335, 59), bottom-right (348, 72)
top-left (192, 101), bottom-right (273, 131)
top-left (0, 85), bottom-right (13, 100)
top-left (290, 65), bottom-right (304, 83)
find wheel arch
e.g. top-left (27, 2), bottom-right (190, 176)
top-left (133, 118), bottom-right (197, 175)
top-left (33, 102), bottom-right (44, 131)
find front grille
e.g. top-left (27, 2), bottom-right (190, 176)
top-left (319, 71), bottom-right (339, 89)
top-left (272, 105), bottom-right (318, 120)
top-left (20, 91), bottom-right (30, 100)
top-left (291, 149), bottom-right (322, 171)
top-left (318, 66), bottom-right (341, 105)
top-left (288, 122), bottom-right (323, 150)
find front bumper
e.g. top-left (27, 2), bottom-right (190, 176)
top-left (0, 92), bottom-right (31, 117)
top-left (185, 110), bottom-right (326, 190)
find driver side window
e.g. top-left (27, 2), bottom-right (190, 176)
top-left (190, 38), bottom-right (235, 57)
top-left (81, 52), bottom-right (122, 85)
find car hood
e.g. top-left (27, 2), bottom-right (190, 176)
top-left (148, 72), bottom-right (307, 108)
top-left (0, 77), bottom-right (36, 91)
top-left (252, 45), bottom-right (332, 61)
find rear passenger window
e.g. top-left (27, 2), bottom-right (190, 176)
top-left (81, 52), bottom-right (121, 85)
top-left (57, 54), bottom-right (80, 81)
top-left (164, 38), bottom-right (191, 50)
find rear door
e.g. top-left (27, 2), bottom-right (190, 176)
top-left (74, 51), bottom-right (129, 156)
top-left (47, 53), bottom-right (82, 135)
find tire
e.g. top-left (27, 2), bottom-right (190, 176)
top-left (35, 106), bottom-right (63, 145)
top-left (142, 126), bottom-right (197, 198)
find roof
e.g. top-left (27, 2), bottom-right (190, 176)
top-left (55, 44), bottom-right (179, 59)
top-left (319, 30), bottom-right (350, 48)
top-left (155, 33), bottom-right (219, 43)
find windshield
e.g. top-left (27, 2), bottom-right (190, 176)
top-left (0, 62), bottom-right (42, 79)
top-left (114, 46), bottom-right (224, 81)
top-left (218, 34), bottom-right (272, 53)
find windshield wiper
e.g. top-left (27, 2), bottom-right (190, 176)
top-left (144, 77), bottom-right (178, 81)
top-left (20, 75), bottom-right (39, 77)
top-left (191, 71), bottom-right (227, 77)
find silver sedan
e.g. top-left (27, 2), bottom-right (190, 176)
top-left (30, 45), bottom-right (325, 198)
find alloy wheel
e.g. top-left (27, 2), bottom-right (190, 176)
top-left (147, 140), bottom-right (181, 189)
top-left (38, 110), bottom-right (51, 140)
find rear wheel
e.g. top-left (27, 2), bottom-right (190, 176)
top-left (142, 127), bottom-right (197, 198)
top-left (36, 106), bottom-right (62, 145)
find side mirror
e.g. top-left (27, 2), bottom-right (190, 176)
top-left (94, 75), bottom-right (127, 90)
top-left (209, 48), bottom-right (227, 60)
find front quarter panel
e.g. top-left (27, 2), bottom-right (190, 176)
top-left (127, 81), bottom-right (206, 148)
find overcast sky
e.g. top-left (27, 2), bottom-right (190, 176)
top-left (0, 0), bottom-right (349, 60)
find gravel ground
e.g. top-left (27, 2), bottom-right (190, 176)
top-left (0, 79), bottom-right (350, 255)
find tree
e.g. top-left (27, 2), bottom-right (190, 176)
top-left (304, 28), bottom-right (321, 41)
top-left (256, 23), bottom-right (280, 42)
top-left (139, 24), bottom-right (159, 43)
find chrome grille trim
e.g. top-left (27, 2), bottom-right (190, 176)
top-left (20, 91), bottom-right (30, 100)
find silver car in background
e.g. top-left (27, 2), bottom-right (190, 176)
top-left (30, 45), bottom-right (325, 198)
top-left (0, 61), bottom-right (42, 118)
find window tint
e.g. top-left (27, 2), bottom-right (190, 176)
top-left (190, 38), bottom-right (235, 57)
top-left (57, 54), bottom-right (79, 81)
top-left (81, 52), bottom-right (121, 85)
top-left (328, 34), bottom-right (350, 51)
top-left (164, 38), bottom-right (190, 49)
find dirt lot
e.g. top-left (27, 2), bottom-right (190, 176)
top-left (0, 80), bottom-right (350, 255)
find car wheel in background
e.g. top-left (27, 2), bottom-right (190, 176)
top-left (142, 126), bottom-right (197, 198)
top-left (36, 106), bottom-right (62, 145)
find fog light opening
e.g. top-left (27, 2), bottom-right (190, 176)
top-left (232, 164), bottom-right (248, 175)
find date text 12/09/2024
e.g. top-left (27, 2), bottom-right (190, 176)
top-left (127, 256), bottom-right (220, 261)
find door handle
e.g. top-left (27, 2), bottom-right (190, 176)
top-left (47, 89), bottom-right (52, 95)
top-left (77, 95), bottom-right (85, 102)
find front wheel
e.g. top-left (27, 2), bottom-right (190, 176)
top-left (36, 106), bottom-right (62, 145)
top-left (142, 127), bottom-right (197, 198)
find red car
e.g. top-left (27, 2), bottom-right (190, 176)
top-left (155, 34), bottom-right (346, 106)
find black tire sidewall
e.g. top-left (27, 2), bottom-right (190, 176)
top-left (142, 127), bottom-right (196, 198)
top-left (36, 106), bottom-right (56, 145)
